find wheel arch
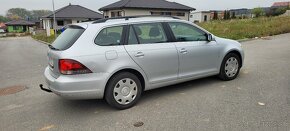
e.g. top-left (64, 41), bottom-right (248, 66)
top-left (223, 49), bottom-right (243, 67)
top-left (104, 68), bottom-right (147, 98)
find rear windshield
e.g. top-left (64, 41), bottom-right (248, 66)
top-left (51, 26), bottom-right (85, 50)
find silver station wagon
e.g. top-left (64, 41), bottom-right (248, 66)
top-left (40, 16), bottom-right (244, 109)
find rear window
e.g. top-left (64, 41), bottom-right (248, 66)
top-left (51, 26), bottom-right (85, 50)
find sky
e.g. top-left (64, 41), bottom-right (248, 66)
top-left (0, 0), bottom-right (289, 15)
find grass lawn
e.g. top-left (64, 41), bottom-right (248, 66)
top-left (198, 16), bottom-right (290, 40)
top-left (31, 33), bottom-right (56, 44)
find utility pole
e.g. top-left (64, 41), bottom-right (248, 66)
top-left (52, 0), bottom-right (57, 39)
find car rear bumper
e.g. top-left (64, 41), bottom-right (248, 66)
top-left (44, 67), bottom-right (109, 100)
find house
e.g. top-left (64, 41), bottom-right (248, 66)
top-left (41, 4), bottom-right (103, 30)
top-left (190, 11), bottom-right (211, 23)
top-left (5, 20), bottom-right (35, 33)
top-left (0, 23), bottom-right (6, 30)
top-left (209, 10), bottom-right (225, 20)
top-left (229, 8), bottom-right (252, 18)
top-left (31, 20), bottom-right (42, 29)
top-left (0, 23), bottom-right (6, 35)
top-left (283, 10), bottom-right (290, 16)
top-left (271, 2), bottom-right (290, 8)
top-left (99, 0), bottom-right (195, 21)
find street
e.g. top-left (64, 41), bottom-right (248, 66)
top-left (0, 34), bottom-right (289, 131)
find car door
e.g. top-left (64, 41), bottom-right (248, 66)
top-left (124, 22), bottom-right (179, 84)
top-left (167, 22), bottom-right (220, 78)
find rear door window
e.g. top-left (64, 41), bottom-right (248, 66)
top-left (95, 26), bottom-right (124, 46)
top-left (51, 26), bottom-right (85, 50)
top-left (133, 23), bottom-right (168, 44)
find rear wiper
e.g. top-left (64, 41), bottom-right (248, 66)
top-left (48, 45), bottom-right (60, 51)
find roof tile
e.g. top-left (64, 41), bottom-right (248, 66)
top-left (99, 0), bottom-right (195, 11)
top-left (42, 5), bottom-right (102, 19)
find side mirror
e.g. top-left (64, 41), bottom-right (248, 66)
top-left (207, 34), bottom-right (215, 41)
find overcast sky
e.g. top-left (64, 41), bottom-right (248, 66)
top-left (0, 0), bottom-right (289, 15)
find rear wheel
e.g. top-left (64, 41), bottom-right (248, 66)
top-left (105, 72), bottom-right (142, 109)
top-left (218, 53), bottom-right (241, 81)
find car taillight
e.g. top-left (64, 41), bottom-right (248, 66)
top-left (59, 59), bottom-right (92, 75)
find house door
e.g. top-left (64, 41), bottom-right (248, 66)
top-left (204, 15), bottom-right (208, 22)
top-left (23, 26), bottom-right (27, 32)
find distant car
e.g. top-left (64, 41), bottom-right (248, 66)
top-left (0, 29), bottom-right (6, 37)
top-left (41, 16), bottom-right (244, 109)
top-left (0, 29), bottom-right (5, 33)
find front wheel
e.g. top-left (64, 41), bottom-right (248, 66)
top-left (105, 72), bottom-right (142, 110)
top-left (218, 53), bottom-right (241, 81)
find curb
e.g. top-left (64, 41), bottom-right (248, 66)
top-left (31, 36), bottom-right (51, 45)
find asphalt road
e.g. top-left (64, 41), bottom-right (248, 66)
top-left (0, 34), bottom-right (289, 131)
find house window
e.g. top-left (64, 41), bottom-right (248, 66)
top-left (13, 26), bottom-right (20, 30)
top-left (111, 12), bottom-right (115, 17)
top-left (57, 20), bottom-right (64, 26)
top-left (151, 12), bottom-right (172, 16)
top-left (151, 12), bottom-right (161, 15)
top-left (111, 11), bottom-right (122, 18)
top-left (117, 11), bottom-right (122, 17)
top-left (176, 12), bottom-right (185, 16)
top-left (161, 12), bottom-right (172, 16)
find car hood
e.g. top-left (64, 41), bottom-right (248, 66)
top-left (215, 36), bottom-right (241, 47)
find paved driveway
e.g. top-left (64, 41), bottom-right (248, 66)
top-left (0, 34), bottom-right (289, 131)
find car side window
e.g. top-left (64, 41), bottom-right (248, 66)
top-left (95, 26), bottom-right (123, 46)
top-left (128, 26), bottom-right (139, 45)
top-left (133, 23), bottom-right (168, 44)
top-left (168, 22), bottom-right (207, 42)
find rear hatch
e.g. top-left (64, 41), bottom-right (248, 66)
top-left (47, 25), bottom-right (86, 78)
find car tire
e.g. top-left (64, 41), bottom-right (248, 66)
top-left (218, 53), bottom-right (241, 81)
top-left (105, 72), bottom-right (142, 110)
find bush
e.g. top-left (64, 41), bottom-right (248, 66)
top-left (252, 8), bottom-right (265, 17)
top-left (31, 33), bottom-right (56, 44)
top-left (266, 7), bottom-right (287, 17)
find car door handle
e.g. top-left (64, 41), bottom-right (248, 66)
top-left (135, 52), bottom-right (145, 57)
top-left (179, 48), bottom-right (188, 54)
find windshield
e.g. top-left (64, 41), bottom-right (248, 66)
top-left (51, 26), bottom-right (85, 50)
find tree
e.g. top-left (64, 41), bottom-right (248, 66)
top-left (223, 10), bottom-right (231, 20)
top-left (4, 8), bottom-right (52, 21)
top-left (6, 8), bottom-right (32, 20)
top-left (231, 12), bottom-right (236, 19)
top-left (223, 10), bottom-right (228, 20)
top-left (0, 15), bottom-right (10, 22)
top-left (252, 8), bottom-right (264, 18)
top-left (265, 7), bottom-right (287, 17)
top-left (227, 11), bottom-right (231, 19)
top-left (31, 10), bottom-right (52, 20)
top-left (274, 7), bottom-right (287, 16)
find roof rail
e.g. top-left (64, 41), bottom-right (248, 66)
top-left (92, 15), bottom-right (180, 24)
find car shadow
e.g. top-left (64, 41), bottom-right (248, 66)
top-left (140, 76), bottom-right (220, 103)
top-left (51, 76), bottom-right (222, 114)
